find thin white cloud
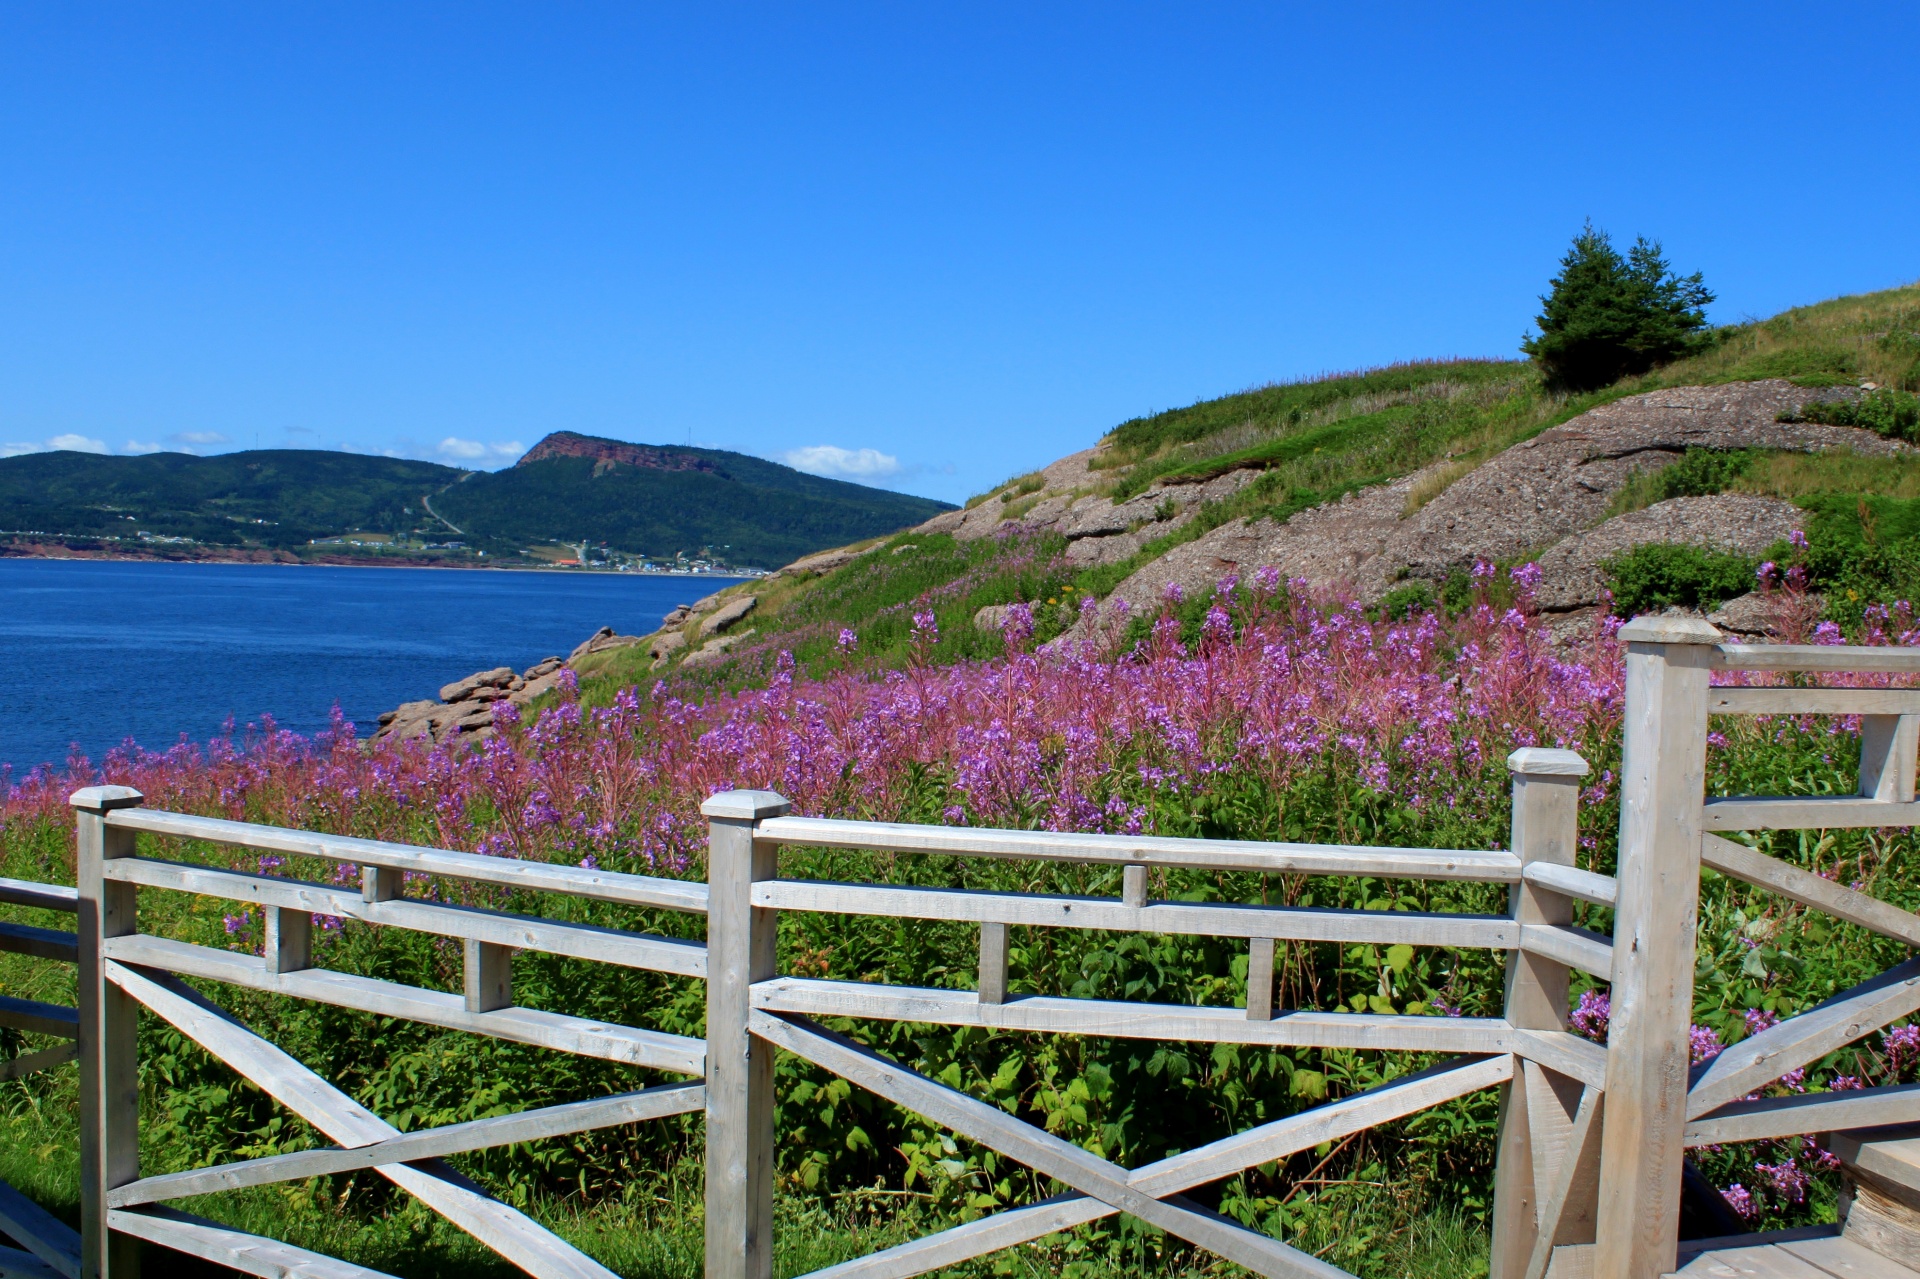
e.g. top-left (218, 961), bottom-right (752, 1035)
top-left (1, 442), bottom-right (42, 458)
top-left (48, 433), bottom-right (109, 454)
top-left (170, 431), bottom-right (229, 446)
top-left (437, 437), bottom-right (525, 466)
top-left (124, 440), bottom-right (164, 454)
top-left (781, 445), bottom-right (903, 481)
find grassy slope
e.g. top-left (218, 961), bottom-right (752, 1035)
top-left (579, 281), bottom-right (1920, 700)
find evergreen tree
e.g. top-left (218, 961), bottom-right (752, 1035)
top-left (1522, 223), bottom-right (1715, 392)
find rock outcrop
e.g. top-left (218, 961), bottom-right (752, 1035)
top-left (372, 628), bottom-right (639, 747)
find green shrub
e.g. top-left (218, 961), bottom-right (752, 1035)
top-left (1779, 388), bottom-right (1920, 441)
top-left (1657, 447), bottom-right (1758, 499)
top-left (1521, 224), bottom-right (1714, 392)
top-left (1601, 542), bottom-right (1756, 615)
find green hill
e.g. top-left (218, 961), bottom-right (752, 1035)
top-left (0, 433), bottom-right (953, 567)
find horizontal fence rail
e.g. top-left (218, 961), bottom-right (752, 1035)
top-left (1, 624), bottom-right (1918, 1279)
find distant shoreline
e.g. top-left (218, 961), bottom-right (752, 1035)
top-left (0, 540), bottom-right (762, 577)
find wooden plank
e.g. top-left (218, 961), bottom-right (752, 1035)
top-left (977, 922), bottom-right (1009, 1006)
top-left (1825, 1123), bottom-right (1920, 1199)
top-left (752, 1011), bottom-right (1355, 1279)
top-left (755, 815), bottom-right (1521, 881)
top-left (1686, 1086), bottom-right (1920, 1146)
top-left (1777, 1234), bottom-right (1920, 1279)
top-left (1708, 689), bottom-right (1920, 717)
top-left (109, 1082), bottom-right (705, 1207)
top-left (1674, 1228), bottom-right (1840, 1265)
top-left (0, 1244), bottom-right (60, 1279)
top-left (266, 907), bottom-right (311, 975)
top-left (800, 1055), bottom-right (1511, 1279)
top-left (1597, 616), bottom-right (1718, 1279)
top-left (101, 962), bottom-right (621, 1279)
top-left (1121, 865), bottom-right (1148, 909)
top-left (1522, 862), bottom-right (1618, 908)
top-left (702, 791), bottom-right (786, 1279)
top-left (1518, 924), bottom-right (1614, 981)
top-left (1703, 798), bottom-right (1920, 832)
top-left (0, 1045), bottom-right (78, 1083)
top-left (0, 998), bottom-right (77, 1040)
top-left (103, 934), bottom-right (703, 1075)
top-left (753, 879), bottom-right (1517, 949)
top-left (0, 879), bottom-right (77, 914)
top-left (1509, 1030), bottom-right (1610, 1092)
top-left (463, 940), bottom-right (511, 1014)
top-left (1711, 644), bottom-right (1920, 674)
top-left (104, 807), bottom-right (709, 914)
top-left (105, 1205), bottom-right (400, 1279)
top-left (1701, 836), bottom-right (1920, 948)
top-left (0, 1179), bottom-right (80, 1279)
top-left (1688, 957), bottom-right (1920, 1119)
top-left (1524, 1089), bottom-right (1603, 1279)
top-left (1671, 1243), bottom-right (1835, 1277)
top-left (103, 858), bottom-right (708, 977)
top-left (1246, 937), bottom-right (1275, 1022)
top-left (751, 977), bottom-right (1512, 1055)
top-left (360, 864), bottom-right (402, 905)
top-left (1857, 715), bottom-right (1919, 804)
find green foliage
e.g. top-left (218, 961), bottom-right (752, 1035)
top-left (1600, 542), bottom-right (1757, 616)
top-left (1723, 345), bottom-right (1859, 386)
top-left (1779, 387), bottom-right (1920, 441)
top-left (1521, 224), bottom-right (1714, 392)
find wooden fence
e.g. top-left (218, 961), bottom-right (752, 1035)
top-left (1, 616), bottom-right (1918, 1279)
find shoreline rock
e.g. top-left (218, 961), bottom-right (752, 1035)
top-left (371, 625), bottom-right (646, 748)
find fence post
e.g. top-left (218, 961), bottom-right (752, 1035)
top-left (1490, 748), bottom-right (1590, 1279)
top-left (1595, 617), bottom-right (1718, 1279)
top-left (72, 785), bottom-right (146, 1279)
top-left (702, 790), bottom-right (790, 1279)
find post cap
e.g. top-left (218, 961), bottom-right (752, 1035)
top-left (700, 789), bottom-right (791, 820)
top-left (1507, 747), bottom-right (1589, 777)
top-left (69, 785), bottom-right (145, 812)
top-left (1617, 614), bottom-right (1723, 645)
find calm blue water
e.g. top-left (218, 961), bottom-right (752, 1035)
top-left (0, 559), bottom-right (745, 774)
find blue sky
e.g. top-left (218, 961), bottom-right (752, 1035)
top-left (2, 4), bottom-right (1916, 505)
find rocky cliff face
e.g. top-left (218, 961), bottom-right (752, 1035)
top-left (514, 431), bottom-right (721, 473)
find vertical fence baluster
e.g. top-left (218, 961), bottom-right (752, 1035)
top-left (1490, 748), bottom-right (1589, 1279)
top-left (703, 790), bottom-right (789, 1279)
top-left (1595, 617), bottom-right (1718, 1279)
top-left (72, 785), bottom-right (146, 1279)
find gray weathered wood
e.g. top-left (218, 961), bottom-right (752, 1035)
top-left (1684, 1085), bottom-right (1920, 1146)
top-left (1521, 863), bottom-right (1617, 908)
top-left (1596, 616), bottom-right (1718, 1279)
top-left (1825, 1124), bottom-right (1920, 1200)
top-left (0, 997), bottom-right (78, 1040)
top-left (1121, 864), bottom-right (1148, 908)
top-left (1858, 715), bottom-right (1920, 804)
top-left (72, 785), bottom-right (143, 1279)
top-left (1509, 1029), bottom-right (1610, 1092)
top-left (0, 1243), bottom-right (61, 1279)
top-left (1701, 836), bottom-right (1920, 948)
top-left (264, 907), bottom-right (311, 975)
top-left (0, 878), bottom-right (78, 914)
top-left (976, 922), bottom-right (1009, 1006)
top-left (360, 864), bottom-right (402, 905)
top-left (1246, 937), bottom-right (1275, 1022)
top-left (103, 961), bottom-right (620, 1279)
top-left (751, 976), bottom-right (1511, 1054)
top-left (1711, 643), bottom-right (1920, 674)
top-left (1518, 925), bottom-right (1613, 981)
top-left (754, 815), bottom-right (1521, 881)
top-left (754, 879), bottom-right (1516, 949)
top-left (1688, 957), bottom-right (1920, 1119)
top-left (754, 1011), bottom-right (1355, 1279)
top-left (0, 1178), bottom-right (80, 1279)
top-left (703, 790), bottom-right (787, 1279)
top-left (1524, 1088), bottom-right (1603, 1279)
top-left (1671, 1242), bottom-right (1849, 1277)
top-left (1776, 1235), bottom-right (1920, 1279)
top-left (1671, 1226), bottom-right (1840, 1265)
top-left (110, 1082), bottom-right (705, 1207)
top-left (103, 933), bottom-right (702, 1075)
top-left (0, 1044), bottom-right (79, 1082)
top-left (103, 858), bottom-right (707, 977)
top-left (104, 1206), bottom-right (399, 1279)
top-left (1704, 797), bottom-right (1920, 832)
top-left (463, 940), bottom-right (512, 1014)
top-left (1708, 688), bottom-right (1920, 717)
top-left (104, 808), bottom-right (709, 914)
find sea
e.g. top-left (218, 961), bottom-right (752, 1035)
top-left (0, 558), bottom-right (746, 776)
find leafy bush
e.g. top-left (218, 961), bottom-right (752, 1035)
top-left (1659, 447), bottom-right (1758, 499)
top-left (1778, 388), bottom-right (1920, 441)
top-left (1601, 542), bottom-right (1756, 615)
top-left (1522, 224), bottom-right (1714, 392)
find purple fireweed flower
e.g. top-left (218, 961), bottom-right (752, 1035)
top-left (1161, 581), bottom-right (1184, 606)
top-left (1570, 990), bottom-right (1610, 1041)
top-left (1745, 1008), bottom-right (1778, 1036)
top-left (1001, 603), bottom-right (1035, 647)
top-left (1755, 1157), bottom-right (1810, 1204)
top-left (1757, 561), bottom-right (1778, 587)
top-left (578, 854), bottom-right (600, 871)
top-left (223, 911), bottom-right (249, 935)
top-left (1830, 1074), bottom-right (1863, 1090)
top-left (1721, 1184), bottom-right (1757, 1221)
top-left (1690, 1024), bottom-right (1724, 1065)
top-left (1887, 1023), bottom-right (1920, 1072)
top-left (837, 628), bottom-right (859, 653)
top-left (1789, 528), bottom-right (1808, 550)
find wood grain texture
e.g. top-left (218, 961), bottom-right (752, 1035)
top-left (105, 1206), bottom-right (400, 1279)
top-left (1685, 1085), bottom-right (1920, 1146)
top-left (1710, 643), bottom-right (1920, 674)
top-left (1521, 863), bottom-right (1617, 908)
top-left (1703, 797), bottom-right (1920, 832)
top-left (754, 879), bottom-right (1516, 948)
top-left (1518, 925), bottom-right (1613, 981)
top-left (102, 858), bottom-right (707, 977)
top-left (754, 815), bottom-right (1521, 881)
top-left (103, 808), bottom-right (708, 914)
top-left (74, 800), bottom-right (141, 1279)
top-left (1701, 837), bottom-right (1920, 948)
top-left (976, 922), bottom-right (1009, 1006)
top-left (1688, 957), bottom-right (1920, 1119)
top-left (1247, 937), bottom-right (1276, 1022)
top-left (102, 934), bottom-right (702, 1075)
top-left (1857, 715), bottom-right (1919, 804)
top-left (1707, 689), bottom-right (1920, 717)
top-left (1524, 1089), bottom-right (1603, 1279)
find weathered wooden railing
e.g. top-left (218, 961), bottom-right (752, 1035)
top-left (0, 616), bottom-right (1917, 1279)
